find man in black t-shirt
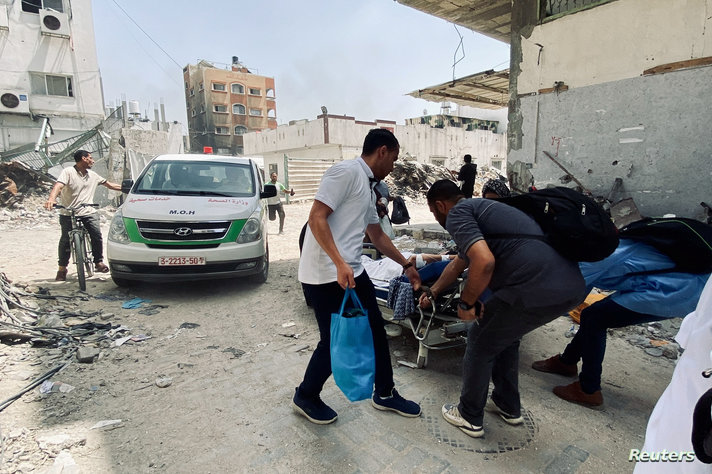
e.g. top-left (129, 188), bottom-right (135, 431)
top-left (457, 154), bottom-right (478, 198)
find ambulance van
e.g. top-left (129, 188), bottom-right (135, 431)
top-left (107, 154), bottom-right (276, 287)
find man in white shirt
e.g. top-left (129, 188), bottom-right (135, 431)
top-left (293, 129), bottom-right (422, 424)
top-left (45, 150), bottom-right (121, 281)
top-left (265, 172), bottom-right (293, 234)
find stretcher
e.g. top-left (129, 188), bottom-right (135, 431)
top-left (371, 269), bottom-right (475, 369)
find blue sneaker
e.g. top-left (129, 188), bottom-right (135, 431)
top-left (292, 388), bottom-right (337, 424)
top-left (371, 388), bottom-right (421, 417)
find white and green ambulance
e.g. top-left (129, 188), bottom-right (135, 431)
top-left (107, 154), bottom-right (276, 287)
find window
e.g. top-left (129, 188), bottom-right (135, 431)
top-left (191, 109), bottom-right (196, 117)
top-left (249, 108), bottom-right (262, 117)
top-left (248, 88), bottom-right (261, 96)
top-left (266, 88), bottom-right (275, 98)
top-left (184, 82), bottom-right (188, 90)
top-left (189, 87), bottom-right (194, 96)
top-left (214, 104), bottom-right (227, 113)
top-left (234, 126), bottom-right (248, 135)
top-left (232, 104), bottom-right (246, 115)
top-left (22, 0), bottom-right (63, 13)
top-left (200, 105), bottom-right (205, 114)
top-left (31, 73), bottom-right (73, 97)
top-left (212, 83), bottom-right (226, 92)
top-left (215, 127), bottom-right (229, 135)
top-left (199, 82), bottom-right (204, 91)
top-left (267, 109), bottom-right (276, 118)
top-left (231, 83), bottom-right (245, 94)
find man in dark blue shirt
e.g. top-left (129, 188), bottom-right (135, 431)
top-left (420, 180), bottom-right (586, 438)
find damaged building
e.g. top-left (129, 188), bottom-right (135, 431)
top-left (0, 0), bottom-right (105, 152)
top-left (183, 57), bottom-right (277, 155)
top-left (397, 0), bottom-right (712, 219)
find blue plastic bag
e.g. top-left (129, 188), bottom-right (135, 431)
top-left (330, 288), bottom-right (375, 402)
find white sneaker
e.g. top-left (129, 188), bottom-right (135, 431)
top-left (441, 403), bottom-right (484, 438)
top-left (485, 398), bottom-right (524, 426)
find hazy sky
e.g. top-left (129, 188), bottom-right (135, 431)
top-left (92, 0), bottom-right (510, 129)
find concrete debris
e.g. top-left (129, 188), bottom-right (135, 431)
top-left (39, 380), bottom-right (75, 394)
top-left (90, 419), bottom-right (123, 430)
top-left (45, 450), bottom-right (80, 474)
top-left (36, 432), bottom-right (86, 454)
top-left (384, 161), bottom-right (506, 204)
top-left (155, 376), bottom-right (173, 388)
top-left (0, 161), bottom-right (54, 209)
top-left (76, 347), bottom-right (100, 363)
top-left (644, 347), bottom-right (663, 357)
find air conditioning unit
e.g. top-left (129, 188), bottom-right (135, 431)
top-left (39, 9), bottom-right (70, 38)
top-left (0, 91), bottom-right (31, 115)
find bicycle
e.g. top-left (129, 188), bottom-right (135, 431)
top-left (54, 204), bottom-right (99, 291)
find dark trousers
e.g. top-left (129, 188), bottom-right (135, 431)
top-left (58, 214), bottom-right (104, 266)
top-left (298, 271), bottom-right (394, 399)
top-left (560, 298), bottom-right (667, 393)
top-left (268, 203), bottom-right (285, 232)
top-left (461, 182), bottom-right (474, 199)
top-left (460, 296), bottom-right (580, 426)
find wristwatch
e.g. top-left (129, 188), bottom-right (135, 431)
top-left (458, 300), bottom-right (475, 311)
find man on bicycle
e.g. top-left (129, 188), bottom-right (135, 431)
top-left (44, 150), bottom-right (121, 281)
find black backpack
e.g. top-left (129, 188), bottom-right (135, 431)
top-left (619, 217), bottom-right (712, 274)
top-left (391, 196), bottom-right (410, 225)
top-left (492, 187), bottom-right (619, 262)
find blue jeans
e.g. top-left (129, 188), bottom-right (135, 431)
top-left (58, 214), bottom-right (104, 266)
top-left (298, 271), bottom-right (394, 399)
top-left (560, 298), bottom-right (667, 393)
top-left (459, 296), bottom-right (581, 426)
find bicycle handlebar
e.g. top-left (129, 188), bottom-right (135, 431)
top-left (53, 203), bottom-right (100, 210)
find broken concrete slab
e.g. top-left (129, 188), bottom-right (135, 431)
top-left (76, 347), bottom-right (100, 363)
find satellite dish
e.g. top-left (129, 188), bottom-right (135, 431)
top-left (320, 106), bottom-right (328, 114)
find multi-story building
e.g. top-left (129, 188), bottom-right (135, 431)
top-left (183, 57), bottom-right (276, 155)
top-left (0, 0), bottom-right (105, 152)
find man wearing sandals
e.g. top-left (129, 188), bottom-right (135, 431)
top-left (44, 150), bottom-right (121, 281)
top-left (294, 129), bottom-right (422, 424)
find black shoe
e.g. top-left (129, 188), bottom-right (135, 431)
top-left (371, 388), bottom-right (421, 417)
top-left (292, 387), bottom-right (337, 424)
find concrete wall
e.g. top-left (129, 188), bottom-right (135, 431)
top-left (244, 115), bottom-right (507, 172)
top-left (519, 0), bottom-right (712, 93)
top-left (0, 0), bottom-right (105, 151)
top-left (510, 65), bottom-right (712, 219)
top-left (508, 0), bottom-right (712, 218)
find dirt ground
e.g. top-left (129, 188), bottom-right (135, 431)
top-left (0, 200), bottom-right (678, 473)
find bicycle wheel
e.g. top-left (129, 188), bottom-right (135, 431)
top-left (72, 232), bottom-right (87, 291)
top-left (83, 231), bottom-right (94, 277)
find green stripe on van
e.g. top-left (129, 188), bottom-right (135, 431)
top-left (124, 217), bottom-right (246, 245)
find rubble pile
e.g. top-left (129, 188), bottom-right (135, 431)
top-left (385, 161), bottom-right (507, 203)
top-left (0, 272), bottom-right (115, 354)
top-left (0, 161), bottom-right (54, 208)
